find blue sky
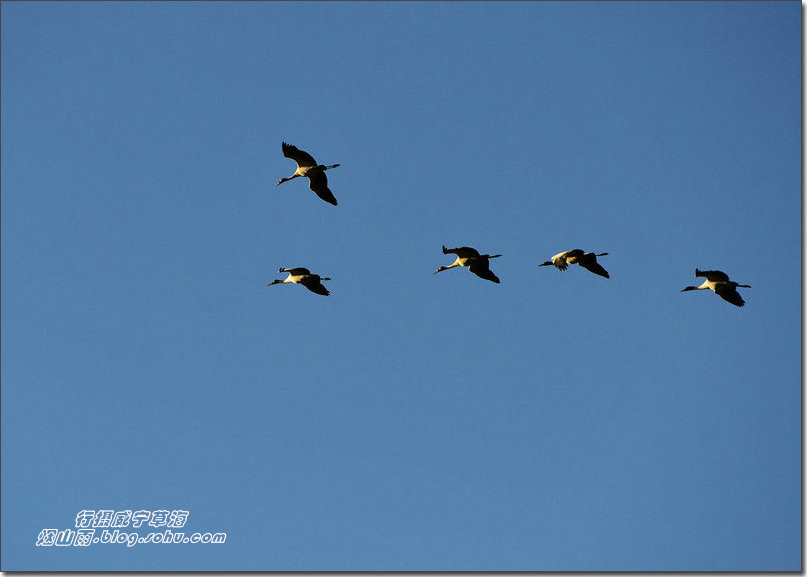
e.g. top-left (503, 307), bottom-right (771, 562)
top-left (1, 1), bottom-right (801, 571)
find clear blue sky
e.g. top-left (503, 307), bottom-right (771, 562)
top-left (1, 1), bottom-right (801, 571)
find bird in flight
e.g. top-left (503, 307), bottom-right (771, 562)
top-left (539, 249), bottom-right (610, 278)
top-left (276, 142), bottom-right (340, 206)
top-left (267, 267), bottom-right (331, 296)
top-left (680, 269), bottom-right (750, 307)
top-left (434, 245), bottom-right (502, 283)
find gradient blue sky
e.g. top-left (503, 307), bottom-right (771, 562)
top-left (1, 1), bottom-right (801, 571)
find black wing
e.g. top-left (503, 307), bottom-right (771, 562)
top-left (578, 256), bottom-right (610, 279)
top-left (443, 246), bottom-right (480, 258)
top-left (696, 269), bottom-right (730, 282)
top-left (280, 267), bottom-right (311, 275)
top-left (468, 258), bottom-right (500, 283)
top-left (715, 285), bottom-right (745, 307)
top-left (282, 142), bottom-right (318, 167)
top-left (308, 171), bottom-right (338, 206)
top-left (300, 276), bottom-right (330, 296)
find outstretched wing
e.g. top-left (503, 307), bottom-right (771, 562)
top-left (308, 172), bottom-right (338, 206)
top-left (578, 254), bottom-right (610, 278)
top-left (300, 276), bottom-right (330, 296)
top-left (443, 246), bottom-right (480, 258)
top-left (282, 267), bottom-right (311, 276)
top-left (468, 258), bottom-right (500, 283)
top-left (282, 142), bottom-right (318, 167)
top-left (696, 269), bottom-right (730, 282)
top-left (714, 285), bottom-right (745, 307)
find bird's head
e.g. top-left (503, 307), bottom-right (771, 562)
top-left (680, 286), bottom-right (697, 292)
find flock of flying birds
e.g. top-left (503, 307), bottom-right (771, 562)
top-left (269, 142), bottom-right (751, 307)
